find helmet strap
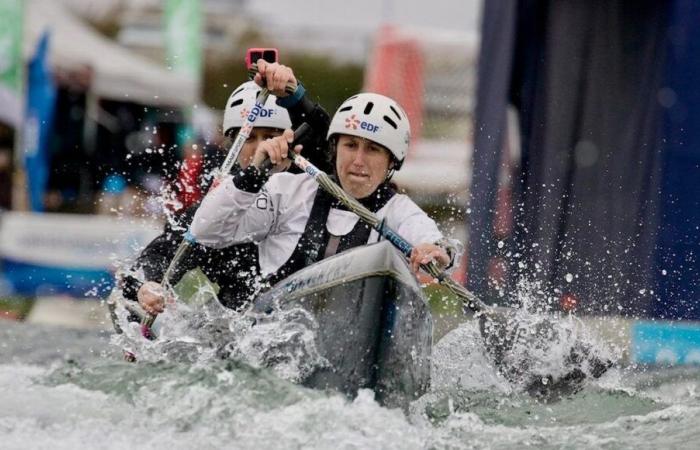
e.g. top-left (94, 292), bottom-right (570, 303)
top-left (386, 167), bottom-right (396, 181)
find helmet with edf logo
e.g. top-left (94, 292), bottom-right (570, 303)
top-left (327, 93), bottom-right (411, 169)
top-left (222, 81), bottom-right (292, 137)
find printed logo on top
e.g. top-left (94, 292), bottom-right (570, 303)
top-left (246, 102), bottom-right (278, 123)
top-left (241, 106), bottom-right (278, 120)
top-left (344, 114), bottom-right (379, 133)
top-left (345, 114), bottom-right (360, 130)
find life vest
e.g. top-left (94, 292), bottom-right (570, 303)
top-left (266, 180), bottom-right (395, 286)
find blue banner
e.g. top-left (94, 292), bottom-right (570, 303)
top-left (632, 321), bottom-right (700, 365)
top-left (653, 0), bottom-right (700, 320)
top-left (24, 31), bottom-right (56, 212)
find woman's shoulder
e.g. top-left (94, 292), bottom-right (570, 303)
top-left (265, 171), bottom-right (317, 196)
top-left (386, 192), bottom-right (423, 214)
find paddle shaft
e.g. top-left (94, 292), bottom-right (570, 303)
top-left (162, 78), bottom-right (296, 288)
top-left (140, 123), bottom-right (312, 332)
top-left (137, 59), bottom-right (297, 334)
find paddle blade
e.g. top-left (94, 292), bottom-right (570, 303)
top-left (477, 308), bottom-right (614, 401)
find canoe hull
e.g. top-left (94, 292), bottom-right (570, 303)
top-left (253, 241), bottom-right (432, 408)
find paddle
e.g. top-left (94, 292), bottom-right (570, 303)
top-left (287, 152), bottom-right (486, 312)
top-left (108, 55), bottom-right (297, 346)
top-left (134, 123), bottom-right (312, 339)
top-left (285, 150), bottom-right (612, 395)
top-left (129, 64), bottom-right (302, 335)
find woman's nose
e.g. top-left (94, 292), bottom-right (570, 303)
top-left (352, 148), bottom-right (367, 165)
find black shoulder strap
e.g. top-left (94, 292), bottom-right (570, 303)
top-left (267, 182), bottom-right (396, 286)
top-left (268, 186), bottom-right (333, 285)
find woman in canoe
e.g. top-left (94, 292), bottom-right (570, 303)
top-left (124, 60), bottom-right (332, 316)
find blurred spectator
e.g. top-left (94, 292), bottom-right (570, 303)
top-left (171, 129), bottom-right (226, 211)
top-left (45, 65), bottom-right (93, 213)
top-left (0, 148), bottom-right (12, 209)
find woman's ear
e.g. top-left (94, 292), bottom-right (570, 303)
top-left (385, 156), bottom-right (398, 181)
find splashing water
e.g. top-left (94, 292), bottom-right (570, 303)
top-left (3, 306), bottom-right (700, 448)
top-left (435, 280), bottom-right (618, 400)
top-left (110, 281), bottom-right (328, 384)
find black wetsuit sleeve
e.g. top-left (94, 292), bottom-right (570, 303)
top-left (279, 88), bottom-right (332, 173)
top-left (119, 206), bottom-right (197, 301)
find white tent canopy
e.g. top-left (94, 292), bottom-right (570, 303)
top-left (25, 0), bottom-right (198, 108)
top-left (393, 139), bottom-right (471, 200)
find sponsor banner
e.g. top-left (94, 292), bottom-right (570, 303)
top-left (0, 0), bottom-right (23, 92)
top-left (24, 31), bottom-right (56, 211)
top-left (632, 320), bottom-right (700, 366)
top-left (0, 0), bottom-right (24, 127)
top-left (0, 212), bottom-right (161, 296)
top-left (164, 0), bottom-right (202, 82)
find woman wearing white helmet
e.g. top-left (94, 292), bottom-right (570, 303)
top-left (192, 62), bottom-right (333, 195)
top-left (190, 93), bottom-right (457, 286)
top-left (121, 62), bottom-right (334, 313)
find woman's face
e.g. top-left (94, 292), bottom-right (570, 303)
top-left (231, 127), bottom-right (284, 168)
top-left (335, 135), bottom-right (391, 199)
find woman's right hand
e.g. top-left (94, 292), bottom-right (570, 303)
top-left (254, 60), bottom-right (298, 98)
top-left (137, 281), bottom-right (165, 315)
top-left (251, 129), bottom-right (302, 173)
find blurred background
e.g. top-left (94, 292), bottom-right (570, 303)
top-left (0, 0), bottom-right (698, 365)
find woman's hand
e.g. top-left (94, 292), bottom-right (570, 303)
top-left (251, 129), bottom-right (303, 173)
top-left (137, 281), bottom-right (166, 316)
top-left (254, 60), bottom-right (298, 98)
top-left (409, 243), bottom-right (450, 276)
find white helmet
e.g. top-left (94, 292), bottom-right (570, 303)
top-left (327, 93), bottom-right (410, 169)
top-left (222, 81), bottom-right (292, 136)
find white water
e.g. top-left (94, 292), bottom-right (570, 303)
top-left (3, 312), bottom-right (700, 450)
top-left (2, 283), bottom-right (700, 449)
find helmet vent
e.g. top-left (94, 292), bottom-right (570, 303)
top-left (232, 86), bottom-right (245, 97)
top-left (339, 105), bottom-right (352, 112)
top-left (230, 99), bottom-right (244, 108)
top-left (389, 105), bottom-right (402, 121)
top-left (383, 116), bottom-right (398, 129)
top-left (363, 102), bottom-right (374, 114)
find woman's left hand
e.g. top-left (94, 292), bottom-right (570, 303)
top-left (409, 243), bottom-right (450, 275)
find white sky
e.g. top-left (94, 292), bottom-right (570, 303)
top-left (248, 0), bottom-right (482, 33)
top-left (247, 0), bottom-right (482, 61)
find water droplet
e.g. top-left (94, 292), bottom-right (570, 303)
top-left (565, 273), bottom-right (574, 283)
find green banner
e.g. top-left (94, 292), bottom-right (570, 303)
top-left (0, 0), bottom-right (24, 127)
top-left (0, 0), bottom-right (23, 92)
top-left (164, 0), bottom-right (202, 83)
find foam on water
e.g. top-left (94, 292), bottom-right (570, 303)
top-left (430, 281), bottom-right (618, 401)
top-left (0, 359), bottom-right (427, 450)
top-left (111, 285), bottom-right (329, 383)
top-left (3, 278), bottom-right (700, 449)
top-left (2, 323), bottom-right (700, 450)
